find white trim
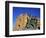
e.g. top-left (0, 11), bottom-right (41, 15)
top-left (9, 3), bottom-right (43, 35)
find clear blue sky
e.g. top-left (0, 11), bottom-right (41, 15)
top-left (13, 7), bottom-right (40, 26)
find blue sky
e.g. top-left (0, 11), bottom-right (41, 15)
top-left (13, 7), bottom-right (40, 26)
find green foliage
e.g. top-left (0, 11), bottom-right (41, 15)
top-left (26, 17), bottom-right (37, 29)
